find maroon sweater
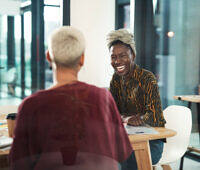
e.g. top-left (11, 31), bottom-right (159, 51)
top-left (9, 81), bottom-right (132, 170)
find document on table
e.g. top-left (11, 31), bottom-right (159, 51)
top-left (0, 136), bottom-right (13, 148)
top-left (124, 124), bottom-right (158, 135)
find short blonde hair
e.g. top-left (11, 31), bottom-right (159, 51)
top-left (48, 26), bottom-right (85, 67)
top-left (107, 28), bottom-right (136, 56)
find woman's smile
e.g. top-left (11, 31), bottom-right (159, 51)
top-left (116, 65), bottom-right (126, 73)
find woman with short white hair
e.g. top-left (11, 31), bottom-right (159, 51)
top-left (9, 26), bottom-right (132, 170)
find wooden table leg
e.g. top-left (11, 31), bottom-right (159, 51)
top-left (132, 140), bottom-right (152, 170)
top-left (161, 164), bottom-right (172, 170)
top-left (197, 103), bottom-right (200, 142)
top-left (0, 152), bottom-right (9, 169)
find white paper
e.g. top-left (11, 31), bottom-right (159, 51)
top-left (0, 136), bottom-right (13, 148)
top-left (124, 124), bottom-right (158, 135)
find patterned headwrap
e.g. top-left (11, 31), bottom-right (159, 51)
top-left (107, 28), bottom-right (136, 55)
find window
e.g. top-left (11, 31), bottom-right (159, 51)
top-left (44, 5), bottom-right (60, 88)
top-left (44, 0), bottom-right (60, 6)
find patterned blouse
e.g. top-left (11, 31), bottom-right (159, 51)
top-left (110, 64), bottom-right (166, 127)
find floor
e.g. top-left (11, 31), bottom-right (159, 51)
top-left (155, 158), bottom-right (200, 170)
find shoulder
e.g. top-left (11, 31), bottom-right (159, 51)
top-left (23, 89), bottom-right (49, 103)
top-left (84, 82), bottom-right (112, 99)
top-left (143, 69), bottom-right (156, 80)
top-left (18, 90), bottom-right (47, 113)
top-left (81, 82), bottom-right (115, 104)
top-left (136, 66), bottom-right (157, 85)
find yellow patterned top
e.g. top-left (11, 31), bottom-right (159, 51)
top-left (110, 64), bottom-right (166, 127)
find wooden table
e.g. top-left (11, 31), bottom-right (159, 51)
top-left (128, 127), bottom-right (176, 170)
top-left (0, 148), bottom-right (9, 169)
top-left (173, 95), bottom-right (200, 103)
top-left (173, 95), bottom-right (200, 170)
top-left (0, 115), bottom-right (176, 170)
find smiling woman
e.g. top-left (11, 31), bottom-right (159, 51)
top-left (107, 28), bottom-right (166, 170)
top-left (107, 28), bottom-right (165, 126)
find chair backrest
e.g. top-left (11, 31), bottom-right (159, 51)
top-left (0, 105), bottom-right (18, 114)
top-left (159, 105), bottom-right (192, 164)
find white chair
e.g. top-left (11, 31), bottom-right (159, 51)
top-left (153, 105), bottom-right (192, 170)
top-left (0, 105), bottom-right (18, 114)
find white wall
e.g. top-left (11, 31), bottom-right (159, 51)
top-left (71, 0), bottom-right (115, 88)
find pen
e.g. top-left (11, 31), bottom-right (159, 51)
top-left (135, 132), bottom-right (144, 134)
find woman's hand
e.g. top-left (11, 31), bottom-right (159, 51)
top-left (121, 115), bottom-right (131, 123)
top-left (127, 115), bottom-right (144, 126)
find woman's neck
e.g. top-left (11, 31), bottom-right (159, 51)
top-left (122, 63), bottom-right (135, 81)
top-left (52, 67), bottom-right (78, 88)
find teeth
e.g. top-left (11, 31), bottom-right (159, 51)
top-left (116, 66), bottom-right (125, 72)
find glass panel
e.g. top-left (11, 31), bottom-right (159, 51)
top-left (154, 0), bottom-right (200, 106)
top-left (154, 0), bottom-right (200, 147)
top-left (0, 15), bottom-right (7, 68)
top-left (21, 0), bottom-right (31, 2)
top-left (24, 11), bottom-right (31, 96)
top-left (123, 5), bottom-right (130, 28)
top-left (44, 6), bottom-right (60, 88)
top-left (20, 0), bottom-right (31, 7)
top-left (14, 15), bottom-right (22, 97)
top-left (0, 15), bottom-right (8, 97)
top-left (44, 0), bottom-right (60, 6)
top-left (0, 15), bottom-right (22, 104)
